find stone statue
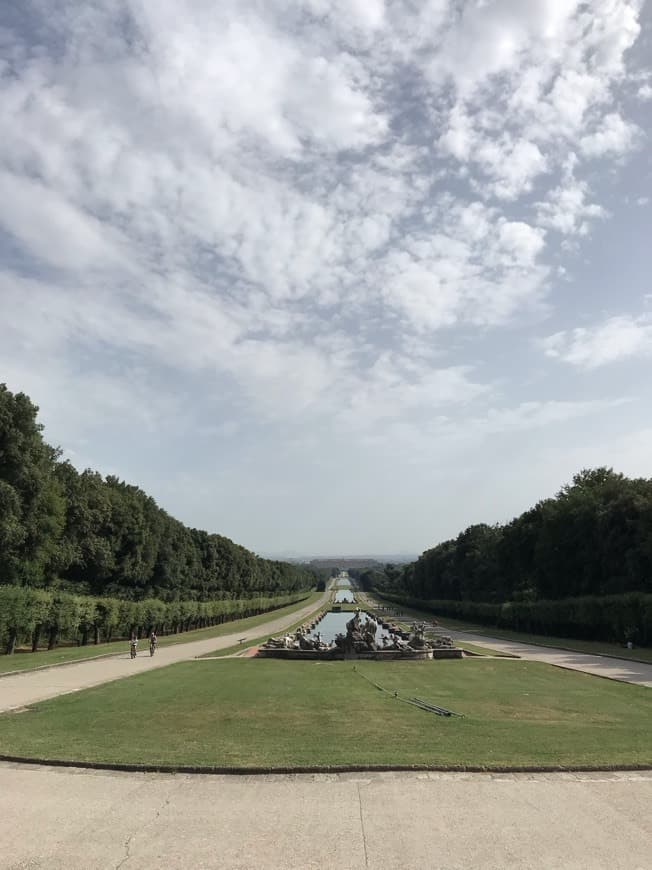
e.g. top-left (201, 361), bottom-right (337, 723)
top-left (408, 622), bottom-right (429, 650)
top-left (298, 633), bottom-right (316, 650)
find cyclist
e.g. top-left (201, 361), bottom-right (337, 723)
top-left (129, 635), bottom-right (138, 659)
top-left (149, 630), bottom-right (158, 656)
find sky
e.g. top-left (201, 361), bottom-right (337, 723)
top-left (1, 1), bottom-right (651, 558)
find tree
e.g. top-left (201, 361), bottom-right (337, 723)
top-left (393, 467), bottom-right (652, 608)
top-left (0, 385), bottom-right (65, 584)
top-left (0, 384), bottom-right (318, 605)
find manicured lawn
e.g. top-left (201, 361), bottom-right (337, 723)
top-left (0, 593), bottom-right (322, 675)
top-left (1, 659), bottom-right (650, 769)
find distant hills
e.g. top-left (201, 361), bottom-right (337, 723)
top-left (262, 554), bottom-right (417, 567)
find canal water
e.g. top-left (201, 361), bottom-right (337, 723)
top-left (307, 611), bottom-right (386, 645)
top-left (334, 589), bottom-right (355, 603)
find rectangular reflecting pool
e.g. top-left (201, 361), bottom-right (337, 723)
top-left (334, 590), bottom-right (355, 603)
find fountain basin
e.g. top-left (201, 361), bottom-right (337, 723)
top-left (256, 647), bottom-right (452, 661)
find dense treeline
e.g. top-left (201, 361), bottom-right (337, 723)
top-left (368, 469), bottom-right (652, 645)
top-left (0, 585), bottom-right (309, 655)
top-left (0, 384), bottom-right (318, 601)
top-left (375, 591), bottom-right (652, 647)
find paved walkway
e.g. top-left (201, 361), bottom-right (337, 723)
top-left (443, 629), bottom-right (652, 688)
top-left (0, 592), bottom-right (329, 713)
top-left (1, 763), bottom-right (651, 869)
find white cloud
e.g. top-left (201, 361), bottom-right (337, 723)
top-left (580, 112), bottom-right (640, 158)
top-left (439, 129), bottom-right (548, 200)
top-left (301, 0), bottom-right (387, 35)
top-left (477, 399), bottom-right (629, 433)
top-left (0, 0), bottom-right (648, 456)
top-left (536, 177), bottom-right (607, 235)
top-left (355, 397), bottom-right (630, 461)
top-left (379, 201), bottom-right (548, 330)
top-left (0, 171), bottom-right (129, 272)
top-left (542, 315), bottom-right (652, 368)
top-left (432, 0), bottom-right (642, 202)
top-left (427, 0), bottom-right (581, 94)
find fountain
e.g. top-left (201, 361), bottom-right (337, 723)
top-left (257, 608), bottom-right (462, 660)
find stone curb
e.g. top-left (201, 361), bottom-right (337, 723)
top-left (1, 754), bottom-right (651, 777)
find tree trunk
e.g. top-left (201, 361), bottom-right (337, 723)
top-left (47, 626), bottom-right (58, 650)
top-left (81, 627), bottom-right (89, 646)
top-left (94, 625), bottom-right (100, 645)
top-left (5, 629), bottom-right (17, 655)
top-left (31, 625), bottom-right (41, 653)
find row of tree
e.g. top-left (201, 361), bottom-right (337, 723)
top-left (0, 384), bottom-right (319, 601)
top-left (375, 469), bottom-right (652, 604)
top-left (364, 469), bottom-right (652, 644)
top-left (0, 585), bottom-right (310, 655)
top-left (376, 590), bottom-right (652, 647)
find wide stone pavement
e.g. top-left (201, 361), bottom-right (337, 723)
top-left (1, 764), bottom-right (651, 869)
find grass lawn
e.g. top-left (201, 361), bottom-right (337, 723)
top-left (0, 593), bottom-right (322, 675)
top-left (1, 658), bottom-right (650, 769)
top-left (367, 595), bottom-right (652, 664)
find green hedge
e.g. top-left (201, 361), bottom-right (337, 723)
top-left (375, 591), bottom-right (652, 646)
top-left (0, 586), bottom-right (310, 654)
